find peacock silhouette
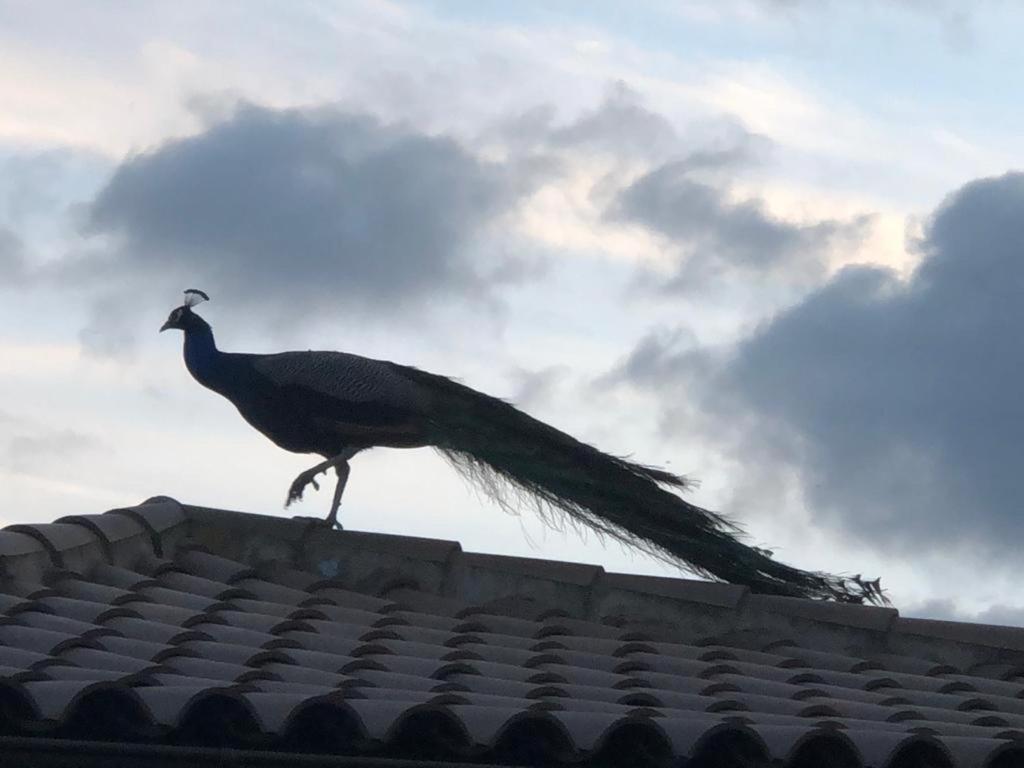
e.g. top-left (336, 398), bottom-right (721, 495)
top-left (160, 289), bottom-right (885, 604)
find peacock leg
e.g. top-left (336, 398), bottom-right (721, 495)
top-left (324, 462), bottom-right (351, 529)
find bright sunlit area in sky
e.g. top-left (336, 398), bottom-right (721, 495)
top-left (3, 0), bottom-right (1024, 622)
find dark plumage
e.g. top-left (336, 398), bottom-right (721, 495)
top-left (161, 290), bottom-right (885, 604)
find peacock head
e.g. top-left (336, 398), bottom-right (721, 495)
top-left (159, 289), bottom-right (210, 332)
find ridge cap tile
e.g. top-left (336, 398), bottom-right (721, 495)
top-left (742, 592), bottom-right (898, 632)
top-left (310, 529), bottom-right (462, 563)
top-left (601, 571), bottom-right (748, 610)
top-left (460, 551), bottom-right (604, 587)
top-left (3, 523), bottom-right (103, 571)
top-left (56, 513), bottom-right (151, 567)
top-left (108, 498), bottom-right (187, 557)
top-left (0, 531), bottom-right (48, 558)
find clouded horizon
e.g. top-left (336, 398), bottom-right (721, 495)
top-left (4, 0), bottom-right (1024, 623)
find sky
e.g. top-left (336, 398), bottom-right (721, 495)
top-left (3, 0), bottom-right (1024, 623)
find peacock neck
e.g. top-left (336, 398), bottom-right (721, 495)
top-left (183, 322), bottom-right (223, 384)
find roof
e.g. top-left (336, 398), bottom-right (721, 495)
top-left (0, 498), bottom-right (1022, 767)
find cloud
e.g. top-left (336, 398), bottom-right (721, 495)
top-left (490, 83), bottom-right (873, 296)
top-left (0, 228), bottom-right (26, 284)
top-left (548, 82), bottom-right (680, 159)
top-left (2, 423), bottom-right (102, 473)
top-left (79, 101), bottom-right (545, 338)
top-left (0, 148), bottom-right (112, 289)
top-left (507, 365), bottom-right (571, 410)
top-left (752, 0), bottom-right (979, 53)
top-left (487, 82), bottom-right (685, 165)
top-left (617, 171), bottom-right (1024, 563)
top-left (0, 410), bottom-right (24, 427)
top-left (608, 154), bottom-right (872, 289)
top-left (906, 598), bottom-right (1024, 629)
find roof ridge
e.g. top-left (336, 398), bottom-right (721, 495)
top-left (4, 497), bottom-right (1023, 671)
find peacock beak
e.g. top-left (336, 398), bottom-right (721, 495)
top-left (159, 320), bottom-right (172, 332)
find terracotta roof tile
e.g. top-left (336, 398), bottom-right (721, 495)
top-left (0, 496), bottom-right (1021, 767)
top-left (88, 563), bottom-right (158, 591)
top-left (160, 655), bottom-right (265, 682)
top-left (869, 652), bottom-right (959, 676)
top-left (40, 665), bottom-right (137, 683)
top-left (173, 547), bottom-right (258, 583)
top-left (798, 685), bottom-right (908, 706)
top-left (55, 513), bottom-right (150, 566)
top-left (0, 624), bottom-right (96, 655)
top-left (14, 610), bottom-right (111, 639)
top-left (0, 578), bottom-right (55, 599)
top-left (52, 576), bottom-right (141, 606)
top-left (877, 670), bottom-right (977, 694)
top-left (132, 554), bottom-right (180, 577)
top-left (455, 613), bottom-right (541, 638)
top-left (103, 616), bottom-right (205, 645)
top-left (156, 570), bottom-right (253, 600)
top-left (0, 645), bottom-right (65, 669)
top-left (92, 635), bottom-right (182, 662)
top-left (776, 646), bottom-right (882, 673)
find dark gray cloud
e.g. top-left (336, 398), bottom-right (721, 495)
top-left (609, 157), bottom-right (872, 289)
top-left (82, 102), bottom-right (544, 329)
top-left (598, 327), bottom-right (698, 391)
top-left (617, 171), bottom-right (1024, 561)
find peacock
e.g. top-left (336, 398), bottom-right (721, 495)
top-left (161, 289), bottom-right (885, 603)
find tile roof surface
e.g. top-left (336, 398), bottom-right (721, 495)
top-left (0, 497), bottom-right (1021, 767)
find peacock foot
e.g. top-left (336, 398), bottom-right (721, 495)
top-left (290, 514), bottom-right (344, 532)
top-left (285, 468), bottom-right (322, 507)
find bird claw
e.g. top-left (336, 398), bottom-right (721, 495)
top-left (285, 470), bottom-right (322, 507)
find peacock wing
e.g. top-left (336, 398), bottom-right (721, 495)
top-left (252, 351), bottom-right (430, 412)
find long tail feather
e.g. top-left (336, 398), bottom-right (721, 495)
top-left (401, 366), bottom-right (886, 605)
